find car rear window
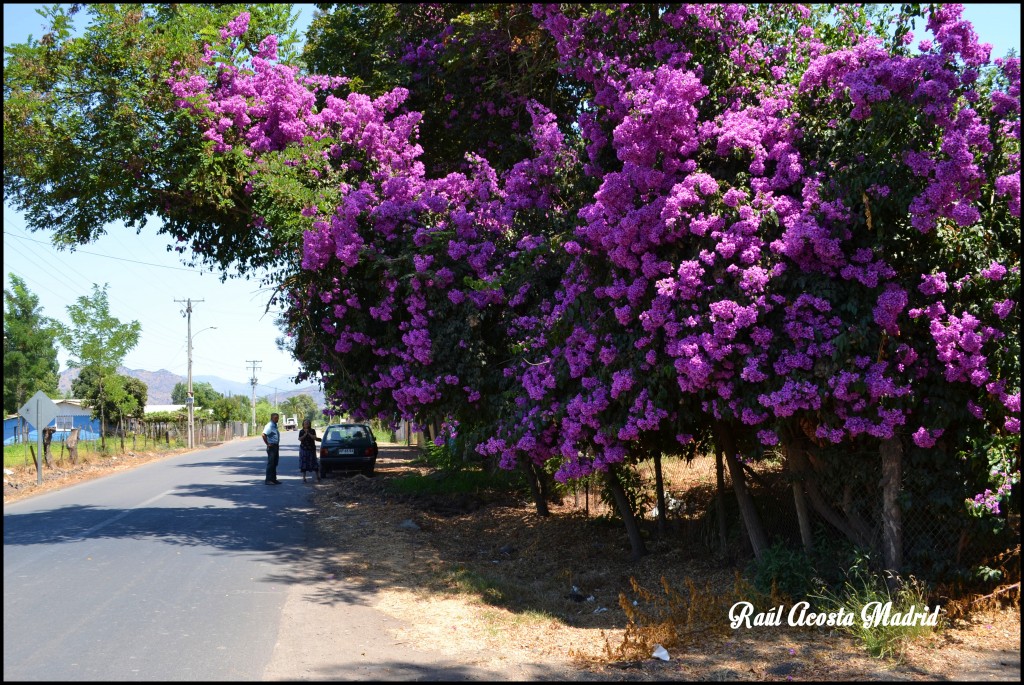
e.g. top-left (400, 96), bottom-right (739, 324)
top-left (324, 425), bottom-right (371, 442)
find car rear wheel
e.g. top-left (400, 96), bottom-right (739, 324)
top-left (319, 464), bottom-right (328, 479)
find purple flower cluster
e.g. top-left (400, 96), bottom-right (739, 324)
top-left (176, 6), bottom-right (1019, 512)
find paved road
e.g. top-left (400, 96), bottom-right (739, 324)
top-left (4, 433), bottom-right (326, 681)
top-left (4, 433), bottom-right (571, 682)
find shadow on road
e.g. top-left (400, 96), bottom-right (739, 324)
top-left (2, 441), bottom-right (413, 609)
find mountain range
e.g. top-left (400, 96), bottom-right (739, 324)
top-left (58, 366), bottom-right (325, 407)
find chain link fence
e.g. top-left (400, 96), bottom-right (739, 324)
top-left (551, 442), bottom-right (1018, 584)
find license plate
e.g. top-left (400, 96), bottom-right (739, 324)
top-left (338, 449), bottom-right (354, 455)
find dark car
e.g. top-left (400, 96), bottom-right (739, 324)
top-left (319, 423), bottom-right (378, 478)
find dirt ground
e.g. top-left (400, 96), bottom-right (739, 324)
top-left (4, 441), bottom-right (1020, 681)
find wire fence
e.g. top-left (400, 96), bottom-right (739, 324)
top-left (553, 445), bottom-right (1019, 584)
top-left (2, 419), bottom-right (251, 469)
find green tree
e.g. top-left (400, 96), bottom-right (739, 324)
top-left (105, 374), bottom-right (147, 429)
top-left (254, 398), bottom-right (275, 429)
top-left (170, 380), bottom-right (222, 408)
top-left (3, 274), bottom-right (60, 414)
top-left (72, 367), bottom-right (147, 428)
top-left (280, 393), bottom-right (319, 424)
top-left (58, 283), bottom-right (142, 450)
top-left (3, 4), bottom-right (302, 277)
top-left (303, 4), bottom-right (576, 176)
top-left (70, 365), bottom-right (99, 400)
top-left (210, 394), bottom-right (249, 423)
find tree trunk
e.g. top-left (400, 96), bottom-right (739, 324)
top-left (783, 435), bottom-right (815, 553)
top-left (797, 448), bottom-right (875, 550)
top-left (715, 422), bottom-right (768, 560)
top-left (605, 465), bottom-right (648, 560)
top-left (99, 376), bottom-right (107, 450)
top-left (714, 442), bottom-right (729, 556)
top-left (880, 437), bottom-right (903, 573)
top-left (42, 427), bottom-right (56, 469)
top-left (652, 450), bottom-right (667, 534)
top-left (67, 428), bottom-right (80, 465)
top-left (521, 459), bottom-right (550, 517)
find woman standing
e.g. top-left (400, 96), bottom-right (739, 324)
top-left (297, 419), bottom-right (321, 483)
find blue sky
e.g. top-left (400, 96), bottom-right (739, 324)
top-left (2, 4), bottom-right (1021, 387)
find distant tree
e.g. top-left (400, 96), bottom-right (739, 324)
top-left (105, 374), bottom-right (145, 432)
top-left (3, 274), bottom-right (60, 414)
top-left (210, 394), bottom-right (249, 423)
top-left (58, 283), bottom-right (141, 449)
top-left (280, 393), bottom-right (319, 424)
top-left (171, 380), bottom-right (222, 408)
top-left (70, 365), bottom-right (102, 402)
top-left (72, 368), bottom-right (147, 428)
top-left (255, 398), bottom-right (275, 428)
top-left (144, 409), bottom-right (187, 424)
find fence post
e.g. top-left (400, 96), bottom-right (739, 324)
top-left (880, 437), bottom-right (903, 575)
top-left (67, 428), bottom-right (80, 465)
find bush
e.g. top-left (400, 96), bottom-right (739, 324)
top-left (746, 541), bottom-right (819, 600)
top-left (605, 573), bottom-right (784, 662)
top-left (811, 556), bottom-right (941, 659)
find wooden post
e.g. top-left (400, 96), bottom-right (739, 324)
top-left (652, 450), bottom-right (667, 535)
top-left (42, 427), bottom-right (56, 469)
top-left (714, 442), bottom-right (729, 556)
top-left (67, 428), bottom-right (80, 465)
top-left (880, 437), bottom-right (903, 574)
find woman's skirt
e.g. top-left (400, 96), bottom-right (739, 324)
top-left (299, 445), bottom-right (319, 472)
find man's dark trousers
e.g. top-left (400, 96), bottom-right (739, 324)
top-left (265, 443), bottom-right (280, 482)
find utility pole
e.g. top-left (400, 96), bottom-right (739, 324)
top-left (247, 360), bottom-right (261, 436)
top-left (175, 298), bottom-right (204, 449)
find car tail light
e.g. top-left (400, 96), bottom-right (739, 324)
top-left (320, 446), bottom-right (327, 458)
top-left (365, 446), bottom-right (376, 457)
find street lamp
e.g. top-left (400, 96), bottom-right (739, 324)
top-left (187, 326), bottom-right (217, 449)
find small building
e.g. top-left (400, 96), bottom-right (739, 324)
top-left (3, 398), bottom-right (102, 445)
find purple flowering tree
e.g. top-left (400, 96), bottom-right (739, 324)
top-left (170, 5), bottom-right (1018, 569)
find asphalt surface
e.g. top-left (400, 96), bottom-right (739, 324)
top-left (3, 434), bottom-right (579, 682)
top-left (4, 433), bottom-right (331, 681)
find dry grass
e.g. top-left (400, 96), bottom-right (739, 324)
top-left (309, 444), bottom-right (1021, 680)
top-left (3, 444), bottom-right (190, 503)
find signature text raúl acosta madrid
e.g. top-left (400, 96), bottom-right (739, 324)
top-left (728, 601), bottom-right (941, 630)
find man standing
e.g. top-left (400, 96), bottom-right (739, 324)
top-left (263, 412), bottom-right (281, 484)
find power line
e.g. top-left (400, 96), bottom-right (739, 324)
top-left (4, 231), bottom-right (208, 273)
top-left (3, 232), bottom-right (188, 342)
